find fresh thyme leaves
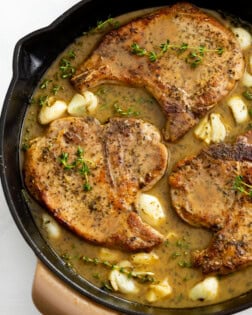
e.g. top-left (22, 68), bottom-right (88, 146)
top-left (85, 17), bottom-right (120, 35)
top-left (178, 261), bottom-right (192, 268)
top-left (101, 281), bottom-right (114, 292)
top-left (131, 43), bottom-right (147, 56)
top-left (81, 256), bottom-right (155, 284)
top-left (59, 58), bottom-right (76, 79)
top-left (243, 89), bottom-right (252, 100)
top-left (39, 79), bottom-right (52, 89)
top-left (149, 51), bottom-right (158, 62)
top-left (114, 103), bottom-right (140, 117)
top-left (178, 42), bottom-right (189, 54)
top-left (95, 17), bottom-right (120, 32)
top-left (59, 147), bottom-right (94, 191)
top-left (52, 84), bottom-right (64, 95)
top-left (67, 50), bottom-right (76, 59)
top-left (59, 50), bottom-right (76, 79)
top-left (59, 152), bottom-right (75, 170)
top-left (130, 40), bottom-right (224, 68)
top-left (21, 142), bottom-right (30, 151)
top-left (233, 175), bottom-right (252, 197)
top-left (38, 95), bottom-right (49, 107)
top-left (97, 17), bottom-right (120, 29)
top-left (185, 52), bottom-right (203, 68)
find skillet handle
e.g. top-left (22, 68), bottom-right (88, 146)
top-left (32, 261), bottom-right (121, 315)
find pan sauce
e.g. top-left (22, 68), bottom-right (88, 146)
top-left (21, 6), bottom-right (252, 308)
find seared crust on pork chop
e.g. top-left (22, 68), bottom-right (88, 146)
top-left (71, 2), bottom-right (244, 141)
top-left (24, 117), bottom-right (167, 251)
top-left (169, 132), bottom-right (252, 274)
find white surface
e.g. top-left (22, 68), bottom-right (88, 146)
top-left (0, 1), bottom-right (251, 315)
top-left (0, 1), bottom-right (80, 315)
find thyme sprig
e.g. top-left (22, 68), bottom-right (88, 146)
top-left (233, 175), bottom-right (252, 197)
top-left (96, 17), bottom-right (120, 31)
top-left (59, 147), bottom-right (94, 191)
top-left (86, 17), bottom-right (120, 34)
top-left (131, 40), bottom-right (224, 68)
top-left (81, 256), bottom-right (155, 283)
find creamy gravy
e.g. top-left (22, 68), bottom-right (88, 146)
top-left (21, 6), bottom-right (252, 308)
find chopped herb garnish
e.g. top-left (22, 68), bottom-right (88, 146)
top-left (59, 58), bottom-right (76, 79)
top-left (185, 52), bottom-right (202, 68)
top-left (58, 147), bottom-right (94, 191)
top-left (130, 40), bottom-right (224, 68)
top-left (114, 103), bottom-right (140, 117)
top-left (233, 175), bottom-right (252, 197)
top-left (83, 183), bottom-right (92, 191)
top-left (92, 273), bottom-right (101, 280)
top-left (67, 50), bottom-right (76, 59)
top-left (39, 79), bottom-right (52, 89)
top-left (171, 252), bottom-right (181, 259)
top-left (216, 47), bottom-right (224, 56)
top-left (160, 40), bottom-right (170, 53)
top-left (59, 152), bottom-right (75, 170)
top-left (243, 89), bottom-right (252, 100)
top-left (101, 281), bottom-right (113, 292)
top-left (149, 51), bottom-right (158, 62)
top-left (176, 239), bottom-right (190, 249)
top-left (81, 256), bottom-right (155, 284)
top-left (178, 260), bottom-right (192, 268)
top-left (95, 17), bottom-right (120, 32)
top-left (38, 95), bottom-right (49, 107)
top-left (21, 143), bottom-right (30, 151)
top-left (131, 43), bottom-right (147, 56)
top-left (52, 84), bottom-right (64, 95)
top-left (178, 42), bottom-right (189, 54)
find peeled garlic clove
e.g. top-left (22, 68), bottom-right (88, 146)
top-left (83, 91), bottom-right (98, 113)
top-left (38, 100), bottom-right (67, 125)
top-left (67, 93), bottom-right (87, 116)
top-left (232, 27), bottom-right (252, 50)
top-left (42, 213), bottom-right (61, 239)
top-left (210, 113), bottom-right (226, 143)
top-left (146, 278), bottom-right (173, 302)
top-left (242, 71), bottom-right (252, 87)
top-left (227, 96), bottom-right (249, 124)
top-left (138, 193), bottom-right (165, 226)
top-left (189, 277), bottom-right (219, 301)
top-left (131, 252), bottom-right (159, 265)
top-left (109, 269), bottom-right (139, 294)
top-left (194, 116), bottom-right (212, 144)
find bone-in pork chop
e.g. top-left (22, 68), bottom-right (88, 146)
top-left (169, 132), bottom-right (252, 274)
top-left (71, 2), bottom-right (244, 141)
top-left (24, 117), bottom-right (167, 251)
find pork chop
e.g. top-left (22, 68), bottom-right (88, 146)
top-left (169, 132), bottom-right (252, 274)
top-left (71, 2), bottom-right (244, 141)
top-left (24, 117), bottom-right (168, 251)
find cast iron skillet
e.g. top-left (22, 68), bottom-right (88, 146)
top-left (0, 0), bottom-right (252, 314)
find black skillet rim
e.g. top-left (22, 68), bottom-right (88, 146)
top-left (0, 0), bottom-right (252, 314)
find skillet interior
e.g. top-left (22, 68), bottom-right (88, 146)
top-left (0, 0), bottom-right (252, 314)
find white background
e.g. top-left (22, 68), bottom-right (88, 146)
top-left (0, 1), bottom-right (251, 315)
